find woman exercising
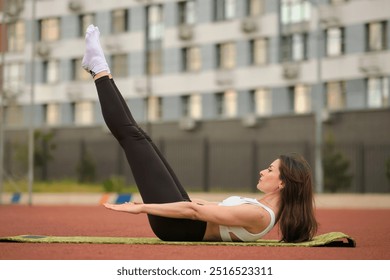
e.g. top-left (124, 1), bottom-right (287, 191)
top-left (82, 25), bottom-right (318, 242)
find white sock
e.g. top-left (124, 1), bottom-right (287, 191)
top-left (82, 24), bottom-right (110, 77)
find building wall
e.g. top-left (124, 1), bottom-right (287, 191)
top-left (4, 108), bottom-right (390, 193)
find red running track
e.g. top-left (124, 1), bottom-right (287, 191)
top-left (0, 205), bottom-right (389, 260)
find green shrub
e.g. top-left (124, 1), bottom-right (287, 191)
top-left (76, 141), bottom-right (96, 183)
top-left (322, 134), bottom-right (352, 193)
top-left (102, 175), bottom-right (127, 193)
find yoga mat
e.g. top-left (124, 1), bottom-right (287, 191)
top-left (0, 232), bottom-right (355, 247)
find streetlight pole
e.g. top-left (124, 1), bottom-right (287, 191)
top-left (27, 0), bottom-right (37, 205)
top-left (0, 0), bottom-right (8, 205)
top-left (144, 4), bottom-right (151, 135)
top-left (313, 0), bottom-right (324, 193)
top-left (0, 0), bottom-right (24, 204)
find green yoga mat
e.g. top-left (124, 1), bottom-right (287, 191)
top-left (0, 232), bottom-right (355, 247)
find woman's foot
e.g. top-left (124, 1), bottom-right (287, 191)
top-left (82, 24), bottom-right (110, 77)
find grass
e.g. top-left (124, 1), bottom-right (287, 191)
top-left (1, 179), bottom-right (138, 193)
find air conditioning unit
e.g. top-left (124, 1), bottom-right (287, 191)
top-left (5, 0), bottom-right (24, 17)
top-left (36, 42), bottom-right (51, 57)
top-left (66, 85), bottom-right (82, 101)
top-left (359, 55), bottom-right (382, 75)
top-left (319, 5), bottom-right (341, 27)
top-left (242, 114), bottom-right (258, 128)
top-left (215, 70), bottom-right (234, 86)
top-left (134, 78), bottom-right (148, 96)
top-left (179, 117), bottom-right (197, 131)
top-left (282, 63), bottom-right (299, 80)
top-left (178, 24), bottom-right (194, 40)
top-left (68, 0), bottom-right (83, 12)
top-left (135, 0), bottom-right (153, 3)
top-left (241, 17), bottom-right (258, 33)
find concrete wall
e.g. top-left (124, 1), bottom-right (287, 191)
top-left (4, 108), bottom-right (390, 193)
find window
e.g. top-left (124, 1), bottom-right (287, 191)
top-left (216, 92), bottom-right (224, 116)
top-left (214, 0), bottom-right (236, 21)
top-left (367, 77), bottom-right (389, 108)
top-left (191, 94), bottom-right (202, 119)
top-left (5, 105), bottom-right (23, 126)
top-left (39, 18), bottom-right (60, 42)
top-left (7, 20), bottom-right (25, 52)
top-left (215, 90), bottom-right (237, 117)
top-left (112, 9), bottom-right (128, 33)
top-left (289, 84), bottom-right (311, 114)
top-left (281, 33), bottom-right (307, 62)
top-left (43, 59), bottom-right (59, 84)
top-left (147, 5), bottom-right (164, 75)
top-left (111, 54), bottom-right (128, 77)
top-left (147, 50), bottom-right (162, 75)
top-left (181, 46), bottom-right (201, 72)
top-left (44, 103), bottom-right (60, 125)
top-left (72, 58), bottom-right (90, 81)
top-left (181, 95), bottom-right (191, 117)
top-left (326, 81), bottom-right (346, 110)
top-left (366, 21), bottom-right (387, 52)
top-left (148, 5), bottom-right (163, 41)
top-left (181, 94), bottom-right (202, 119)
top-left (72, 101), bottom-right (94, 125)
top-left (178, 0), bottom-right (196, 25)
top-left (79, 14), bottom-right (95, 36)
top-left (3, 62), bottom-right (24, 94)
top-left (250, 38), bottom-right (268, 65)
top-left (281, 0), bottom-right (311, 25)
top-left (216, 42), bottom-right (236, 69)
top-left (326, 27), bottom-right (345, 56)
top-left (250, 89), bottom-right (272, 116)
top-left (245, 0), bottom-right (264, 17)
top-left (148, 96), bottom-right (163, 121)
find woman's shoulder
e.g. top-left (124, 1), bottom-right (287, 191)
top-left (220, 196), bottom-right (259, 206)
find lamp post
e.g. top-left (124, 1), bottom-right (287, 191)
top-left (27, 0), bottom-right (37, 205)
top-left (0, 0), bottom-right (25, 205)
top-left (313, 0), bottom-right (324, 193)
top-left (0, 1), bottom-right (8, 205)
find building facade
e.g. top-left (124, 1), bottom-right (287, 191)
top-left (1, 0), bottom-right (390, 192)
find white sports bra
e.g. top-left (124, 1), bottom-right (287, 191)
top-left (218, 196), bottom-right (276, 242)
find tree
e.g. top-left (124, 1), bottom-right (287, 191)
top-left (386, 157), bottom-right (390, 186)
top-left (76, 140), bottom-right (96, 183)
top-left (34, 130), bottom-right (56, 180)
top-left (322, 134), bottom-right (352, 193)
top-left (14, 130), bottom-right (56, 180)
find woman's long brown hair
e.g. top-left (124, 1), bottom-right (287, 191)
top-left (277, 154), bottom-right (318, 242)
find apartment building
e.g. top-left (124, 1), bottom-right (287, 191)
top-left (1, 0), bottom-right (388, 130)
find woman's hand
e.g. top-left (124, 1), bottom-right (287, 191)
top-left (103, 201), bottom-right (143, 214)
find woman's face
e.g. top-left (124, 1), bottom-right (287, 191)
top-left (257, 159), bottom-right (283, 193)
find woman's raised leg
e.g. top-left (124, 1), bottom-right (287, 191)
top-left (109, 79), bottom-right (190, 201)
top-left (82, 25), bottom-right (206, 241)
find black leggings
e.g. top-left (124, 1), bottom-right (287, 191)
top-left (95, 76), bottom-right (207, 241)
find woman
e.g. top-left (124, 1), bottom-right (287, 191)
top-left (82, 25), bottom-right (318, 243)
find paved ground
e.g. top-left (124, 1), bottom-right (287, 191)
top-left (0, 192), bottom-right (389, 260)
top-left (1, 192), bottom-right (390, 208)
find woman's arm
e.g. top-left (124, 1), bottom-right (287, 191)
top-left (104, 201), bottom-right (265, 229)
top-left (191, 198), bottom-right (218, 205)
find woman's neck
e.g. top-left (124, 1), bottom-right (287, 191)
top-left (259, 191), bottom-right (281, 211)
